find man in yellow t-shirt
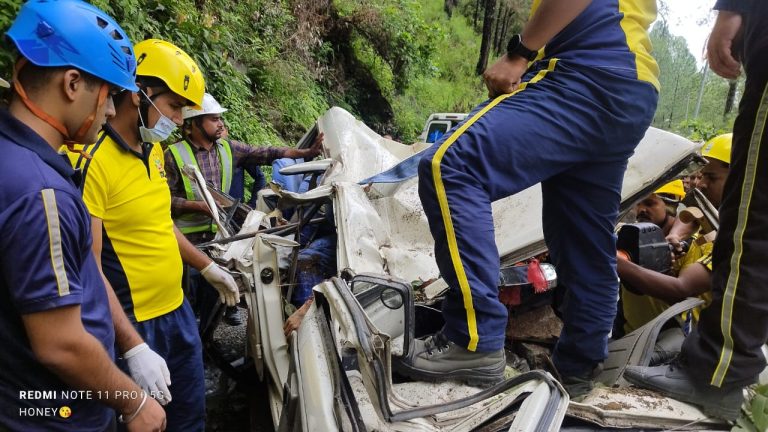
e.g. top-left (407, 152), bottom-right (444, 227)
top-left (617, 134), bottom-right (731, 333)
top-left (71, 39), bottom-right (239, 431)
top-left (634, 180), bottom-right (685, 236)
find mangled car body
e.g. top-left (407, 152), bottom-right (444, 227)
top-left (201, 107), bottom-right (742, 431)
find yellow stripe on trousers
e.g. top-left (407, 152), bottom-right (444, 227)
top-left (430, 58), bottom-right (558, 351)
top-left (712, 80), bottom-right (768, 387)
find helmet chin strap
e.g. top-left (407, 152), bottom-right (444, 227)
top-left (13, 58), bottom-right (107, 158)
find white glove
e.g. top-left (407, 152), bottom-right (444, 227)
top-left (124, 343), bottom-right (172, 405)
top-left (201, 261), bottom-right (240, 307)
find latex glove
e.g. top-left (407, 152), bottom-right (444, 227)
top-left (201, 262), bottom-right (240, 307)
top-left (124, 343), bottom-right (172, 405)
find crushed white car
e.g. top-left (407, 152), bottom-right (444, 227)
top-left (199, 107), bottom-right (742, 431)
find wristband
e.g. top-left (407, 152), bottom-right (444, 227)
top-left (117, 391), bottom-right (147, 424)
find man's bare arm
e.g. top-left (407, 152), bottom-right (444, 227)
top-left (174, 224), bottom-right (212, 270)
top-left (22, 306), bottom-right (165, 429)
top-left (91, 216), bottom-right (143, 352)
top-left (617, 258), bottom-right (711, 304)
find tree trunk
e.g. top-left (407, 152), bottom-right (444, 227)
top-left (476, 0), bottom-right (498, 75)
top-left (495, 7), bottom-right (514, 54)
top-left (444, 0), bottom-right (458, 18)
top-left (474, 0), bottom-right (482, 29)
top-left (498, 11), bottom-right (513, 53)
top-left (491, 4), bottom-right (505, 55)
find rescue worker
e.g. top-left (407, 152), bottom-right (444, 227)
top-left (635, 180), bottom-right (686, 236)
top-left (625, 1), bottom-right (768, 420)
top-left (682, 171), bottom-right (702, 194)
top-left (618, 135), bottom-right (731, 333)
top-left (0, 1), bottom-right (165, 429)
top-left (666, 134), bottom-right (733, 251)
top-left (69, 40), bottom-right (240, 431)
top-left (399, 0), bottom-right (659, 397)
top-left (164, 93), bottom-right (323, 326)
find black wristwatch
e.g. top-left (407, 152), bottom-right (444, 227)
top-left (506, 34), bottom-right (538, 61)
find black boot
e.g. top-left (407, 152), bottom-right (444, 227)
top-left (393, 331), bottom-right (505, 387)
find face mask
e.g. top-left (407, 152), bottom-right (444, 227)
top-left (138, 90), bottom-right (178, 142)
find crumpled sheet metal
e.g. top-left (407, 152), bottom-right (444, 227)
top-left (317, 107), bottom-right (698, 284)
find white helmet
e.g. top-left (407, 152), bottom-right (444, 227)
top-left (182, 93), bottom-right (228, 120)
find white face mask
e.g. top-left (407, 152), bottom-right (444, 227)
top-left (138, 89), bottom-right (178, 143)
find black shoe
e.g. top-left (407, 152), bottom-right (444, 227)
top-left (223, 306), bottom-right (243, 326)
top-left (393, 331), bottom-right (505, 387)
top-left (561, 372), bottom-right (594, 399)
top-left (559, 363), bottom-right (602, 399)
top-left (624, 361), bottom-right (744, 421)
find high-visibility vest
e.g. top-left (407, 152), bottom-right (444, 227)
top-left (167, 139), bottom-right (233, 234)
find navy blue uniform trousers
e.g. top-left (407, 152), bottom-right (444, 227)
top-left (120, 300), bottom-right (205, 431)
top-left (418, 59), bottom-right (657, 376)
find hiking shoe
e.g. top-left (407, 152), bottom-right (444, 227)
top-left (624, 361), bottom-right (744, 421)
top-left (561, 372), bottom-right (594, 399)
top-left (393, 331), bottom-right (505, 387)
top-left (560, 363), bottom-right (602, 399)
top-left (223, 306), bottom-right (243, 326)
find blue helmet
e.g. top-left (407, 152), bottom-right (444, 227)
top-left (6, 0), bottom-right (138, 92)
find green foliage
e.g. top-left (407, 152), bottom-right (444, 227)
top-left (650, 20), bottom-right (740, 136)
top-left (0, 0), bottom-right (513, 146)
top-left (334, 0), bottom-right (440, 91)
top-left (1, 0), bottom-right (327, 147)
top-left (733, 385), bottom-right (768, 432)
top-left (90, 0), bottom-right (313, 146)
top-left (677, 118), bottom-right (730, 143)
top-left (0, 0), bottom-right (21, 75)
top-left (391, 0), bottom-right (490, 141)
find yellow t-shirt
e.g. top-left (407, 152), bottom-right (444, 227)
top-left (70, 126), bottom-right (183, 322)
top-left (622, 240), bottom-right (713, 333)
top-left (682, 243), bottom-right (713, 324)
top-left (529, 0), bottom-right (660, 91)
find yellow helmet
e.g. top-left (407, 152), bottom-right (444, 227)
top-left (701, 133), bottom-right (732, 164)
top-left (134, 39), bottom-right (205, 108)
top-left (654, 179), bottom-right (685, 201)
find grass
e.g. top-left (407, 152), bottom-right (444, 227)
top-left (392, 0), bottom-right (487, 142)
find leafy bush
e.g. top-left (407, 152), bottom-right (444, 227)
top-left (0, 0), bottom-right (493, 145)
top-left (0, 0), bottom-right (21, 76)
top-left (391, 0), bottom-right (487, 142)
top-left (734, 385), bottom-right (768, 432)
top-left (677, 118), bottom-right (730, 143)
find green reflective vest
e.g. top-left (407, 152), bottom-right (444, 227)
top-left (168, 139), bottom-right (233, 234)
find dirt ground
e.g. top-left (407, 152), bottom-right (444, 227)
top-left (205, 308), bottom-right (272, 432)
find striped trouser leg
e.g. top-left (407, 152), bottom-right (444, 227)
top-left (416, 60), bottom-right (657, 358)
top-left (682, 46), bottom-right (768, 388)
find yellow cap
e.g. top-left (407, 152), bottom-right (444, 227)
top-left (701, 133), bottom-right (732, 164)
top-left (134, 39), bottom-right (205, 108)
top-left (655, 179), bottom-right (685, 201)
